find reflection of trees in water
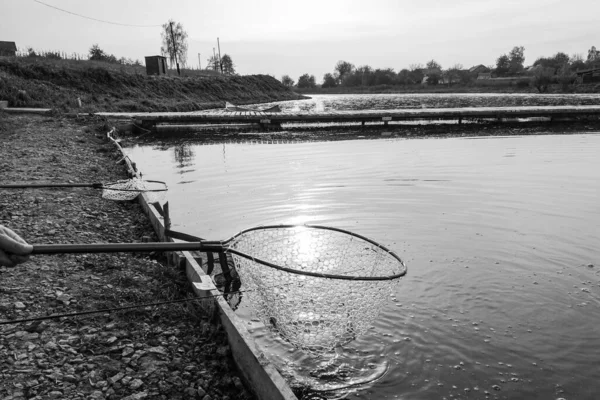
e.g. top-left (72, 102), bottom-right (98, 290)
top-left (173, 144), bottom-right (195, 168)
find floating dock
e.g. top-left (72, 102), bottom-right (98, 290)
top-left (96, 105), bottom-right (600, 129)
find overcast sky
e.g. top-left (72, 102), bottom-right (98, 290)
top-left (1, 0), bottom-right (597, 81)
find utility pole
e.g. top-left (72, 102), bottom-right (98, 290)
top-left (217, 37), bottom-right (223, 74)
top-left (212, 48), bottom-right (217, 72)
top-left (198, 53), bottom-right (201, 70)
top-left (169, 21), bottom-right (180, 76)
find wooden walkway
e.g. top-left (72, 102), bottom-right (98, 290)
top-left (96, 105), bottom-right (600, 127)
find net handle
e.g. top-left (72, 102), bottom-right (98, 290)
top-left (0, 183), bottom-right (102, 189)
top-left (32, 242), bottom-right (404, 281)
top-left (0, 180), bottom-right (167, 192)
top-left (31, 224), bottom-right (407, 281)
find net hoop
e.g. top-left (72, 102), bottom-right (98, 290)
top-left (101, 179), bottom-right (168, 192)
top-left (226, 224), bottom-right (406, 353)
top-left (225, 224), bottom-right (406, 281)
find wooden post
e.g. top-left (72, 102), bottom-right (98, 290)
top-left (217, 37), bottom-right (223, 74)
top-left (219, 251), bottom-right (232, 281)
top-left (213, 48), bottom-right (218, 72)
top-left (163, 202), bottom-right (171, 230)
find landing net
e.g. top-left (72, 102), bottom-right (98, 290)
top-left (101, 179), bottom-right (167, 203)
top-left (228, 225), bottom-right (406, 354)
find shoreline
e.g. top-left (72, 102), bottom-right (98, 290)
top-left (0, 114), bottom-right (254, 400)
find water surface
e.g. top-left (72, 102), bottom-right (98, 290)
top-left (126, 133), bottom-right (600, 399)
top-left (252, 92), bottom-right (600, 112)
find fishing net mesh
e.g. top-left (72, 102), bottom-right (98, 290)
top-left (101, 179), bottom-right (167, 202)
top-left (230, 226), bottom-right (405, 354)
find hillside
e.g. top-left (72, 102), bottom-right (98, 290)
top-left (0, 58), bottom-right (305, 112)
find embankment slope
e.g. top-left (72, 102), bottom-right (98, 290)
top-left (0, 58), bottom-right (305, 112)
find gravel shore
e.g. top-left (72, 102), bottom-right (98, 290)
top-left (0, 113), bottom-right (254, 400)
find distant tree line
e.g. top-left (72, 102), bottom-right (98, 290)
top-left (17, 45), bottom-right (142, 66)
top-left (88, 44), bottom-right (140, 66)
top-left (206, 54), bottom-right (236, 75)
top-left (284, 45), bottom-right (600, 92)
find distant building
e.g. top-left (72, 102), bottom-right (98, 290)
top-left (469, 64), bottom-right (490, 75)
top-left (144, 55), bottom-right (168, 76)
top-left (0, 41), bottom-right (17, 57)
top-left (575, 67), bottom-right (600, 83)
top-left (477, 72), bottom-right (492, 80)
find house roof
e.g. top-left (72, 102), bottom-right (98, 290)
top-left (575, 67), bottom-right (600, 75)
top-left (469, 64), bottom-right (488, 73)
top-left (0, 41), bottom-right (17, 51)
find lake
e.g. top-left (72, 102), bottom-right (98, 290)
top-left (124, 94), bottom-right (600, 399)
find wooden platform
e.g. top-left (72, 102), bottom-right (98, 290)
top-left (95, 105), bottom-right (600, 127)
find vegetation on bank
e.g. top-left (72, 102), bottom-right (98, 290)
top-left (282, 45), bottom-right (600, 94)
top-left (0, 57), bottom-right (304, 112)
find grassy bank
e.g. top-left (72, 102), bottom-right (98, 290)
top-left (0, 57), bottom-right (305, 112)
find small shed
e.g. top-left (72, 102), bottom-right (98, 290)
top-left (144, 55), bottom-right (168, 76)
top-left (575, 67), bottom-right (600, 83)
top-left (0, 41), bottom-right (17, 57)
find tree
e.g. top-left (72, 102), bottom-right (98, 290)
top-left (446, 63), bottom-right (463, 85)
top-left (570, 53), bottom-right (586, 71)
top-left (553, 52), bottom-right (570, 66)
top-left (458, 69), bottom-right (474, 85)
top-left (556, 64), bottom-right (576, 92)
top-left (426, 59), bottom-right (442, 72)
top-left (534, 52), bottom-right (571, 74)
top-left (352, 65), bottom-right (373, 86)
top-left (161, 20), bottom-right (188, 74)
top-left (425, 72), bottom-right (441, 85)
top-left (508, 46), bottom-right (525, 74)
top-left (409, 64), bottom-right (425, 81)
top-left (220, 54), bottom-right (235, 75)
top-left (297, 74), bottom-right (316, 88)
top-left (587, 46), bottom-right (599, 62)
top-left (322, 73), bottom-right (337, 88)
top-left (397, 69), bottom-right (411, 85)
top-left (530, 66), bottom-right (554, 93)
top-left (89, 44), bottom-right (107, 61)
top-left (334, 60), bottom-right (355, 84)
top-left (373, 68), bottom-right (395, 85)
top-left (281, 75), bottom-right (295, 87)
top-left (495, 54), bottom-right (510, 77)
top-left (281, 75), bottom-right (294, 87)
top-left (206, 55), bottom-right (219, 71)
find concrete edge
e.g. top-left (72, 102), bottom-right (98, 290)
top-left (107, 129), bottom-right (297, 400)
